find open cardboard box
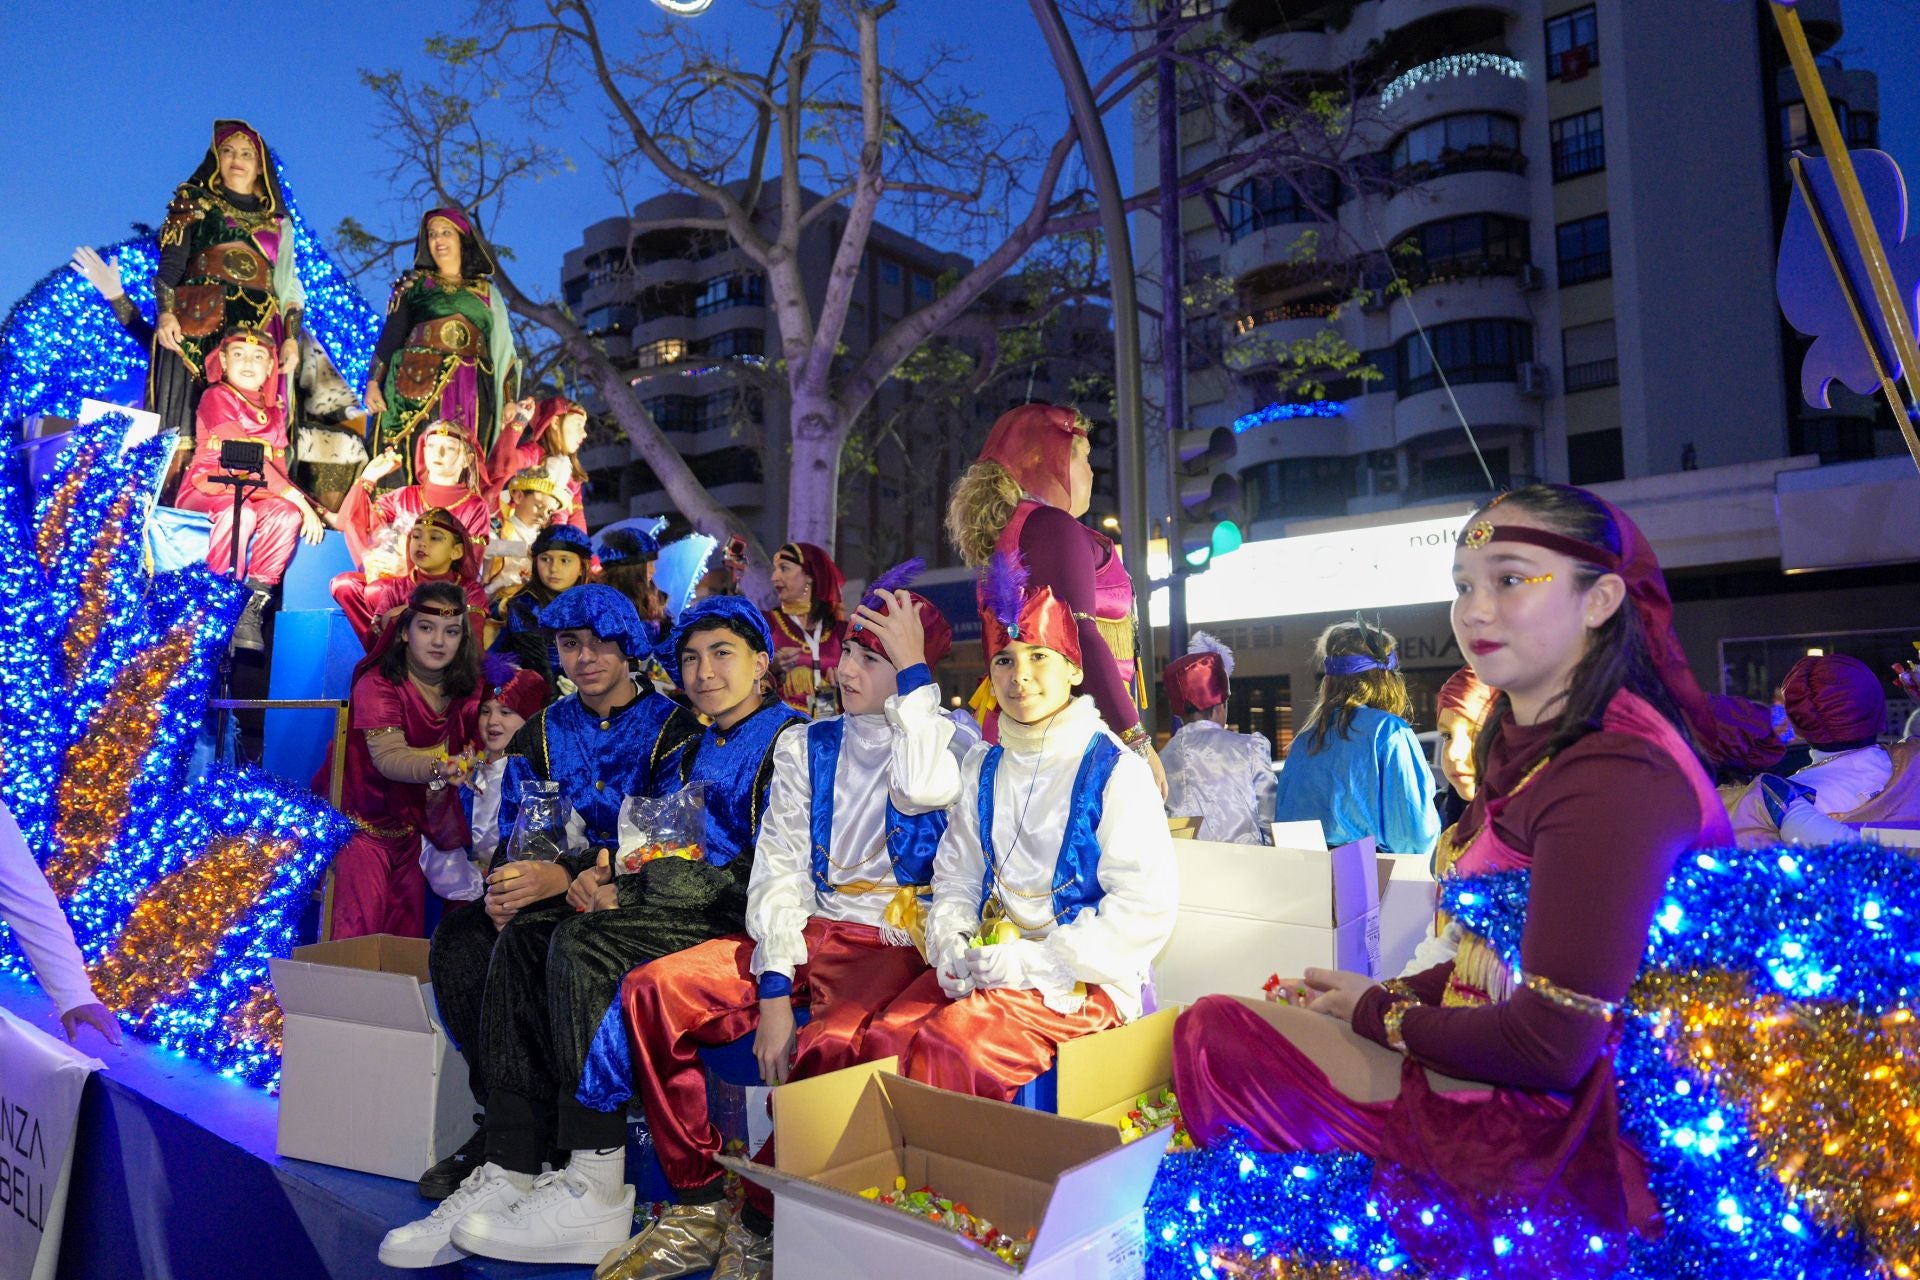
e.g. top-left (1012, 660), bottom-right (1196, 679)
top-left (272, 934), bottom-right (475, 1180)
top-left (1055, 1008), bottom-right (1177, 1129)
top-left (1154, 827), bottom-right (1384, 1004)
top-left (1864, 824), bottom-right (1920, 852)
top-left (721, 1061), bottom-right (1165, 1280)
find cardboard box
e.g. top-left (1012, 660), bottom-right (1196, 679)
top-left (272, 934), bottom-right (475, 1180)
top-left (1864, 824), bottom-right (1920, 852)
top-left (1055, 1008), bottom-right (1177, 1128)
top-left (1377, 853), bottom-right (1439, 977)
top-left (722, 1062), bottom-right (1165, 1280)
top-left (1154, 835), bottom-right (1382, 1005)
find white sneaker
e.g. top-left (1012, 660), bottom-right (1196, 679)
top-left (451, 1167), bottom-right (636, 1264)
top-left (378, 1162), bottom-right (527, 1268)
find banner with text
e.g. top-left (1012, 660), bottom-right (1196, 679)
top-left (0, 1008), bottom-right (101, 1280)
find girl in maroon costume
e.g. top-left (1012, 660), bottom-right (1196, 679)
top-left (945, 405), bottom-right (1165, 792)
top-left (1173, 485), bottom-right (1734, 1277)
top-left (332, 582), bottom-right (485, 939)
top-left (763, 541), bottom-right (849, 716)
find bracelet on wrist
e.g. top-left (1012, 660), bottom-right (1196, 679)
top-left (1382, 997), bottom-right (1415, 1054)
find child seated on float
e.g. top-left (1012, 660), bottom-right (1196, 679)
top-left (595, 572), bottom-right (969, 1280)
top-left (483, 467), bottom-right (567, 600)
top-left (866, 552), bottom-right (1178, 1102)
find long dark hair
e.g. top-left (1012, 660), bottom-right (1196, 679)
top-left (378, 582), bottom-right (482, 699)
top-left (1297, 619), bottom-right (1413, 753)
top-left (1467, 484), bottom-right (1699, 780)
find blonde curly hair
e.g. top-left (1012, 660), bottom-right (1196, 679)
top-left (945, 459), bottom-right (1027, 568)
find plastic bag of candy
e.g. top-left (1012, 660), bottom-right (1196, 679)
top-left (614, 781), bottom-right (710, 873)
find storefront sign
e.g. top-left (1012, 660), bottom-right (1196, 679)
top-left (1150, 512), bottom-right (1471, 626)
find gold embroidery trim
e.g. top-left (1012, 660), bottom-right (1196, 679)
top-left (1517, 970), bottom-right (1617, 1021)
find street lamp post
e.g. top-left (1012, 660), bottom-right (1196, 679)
top-left (1030, 0), bottom-right (1156, 700)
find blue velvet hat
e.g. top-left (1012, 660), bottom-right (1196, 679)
top-left (660, 594), bottom-right (772, 687)
top-left (532, 523), bottom-right (594, 560)
top-left (536, 584), bottom-right (652, 658)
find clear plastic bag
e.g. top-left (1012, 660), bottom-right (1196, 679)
top-left (614, 781), bottom-right (710, 874)
top-left (504, 779), bottom-right (571, 863)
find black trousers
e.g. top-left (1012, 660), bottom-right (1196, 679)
top-left (427, 898), bottom-right (499, 1106)
top-left (476, 899), bottom-right (681, 1171)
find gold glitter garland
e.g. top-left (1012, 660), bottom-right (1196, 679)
top-left (1640, 969), bottom-right (1920, 1274)
top-left (34, 442), bottom-right (103, 572)
top-left (61, 491), bottom-right (131, 683)
top-left (1207, 1253), bottom-right (1373, 1279)
top-left (89, 833), bottom-right (295, 1015)
top-left (45, 627), bottom-right (195, 895)
top-left (223, 982), bottom-right (285, 1058)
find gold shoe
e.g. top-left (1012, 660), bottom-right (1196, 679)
top-left (712, 1221), bottom-right (774, 1280)
top-left (593, 1201), bottom-right (728, 1280)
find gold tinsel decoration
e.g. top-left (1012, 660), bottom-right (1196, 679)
top-left (60, 491), bottom-right (131, 683)
top-left (88, 833), bottom-right (295, 1014)
top-left (1207, 1252), bottom-right (1374, 1279)
top-left (1641, 969), bottom-right (1920, 1274)
top-left (44, 626), bottom-right (195, 895)
top-left (34, 440), bottom-right (102, 572)
top-left (223, 982), bottom-right (285, 1058)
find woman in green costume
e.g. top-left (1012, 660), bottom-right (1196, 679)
top-left (364, 208), bottom-right (518, 484)
top-left (148, 120), bottom-right (304, 438)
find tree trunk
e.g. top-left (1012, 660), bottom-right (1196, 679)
top-left (785, 394), bottom-right (849, 549)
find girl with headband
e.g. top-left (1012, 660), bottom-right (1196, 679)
top-left (1272, 617), bottom-right (1440, 857)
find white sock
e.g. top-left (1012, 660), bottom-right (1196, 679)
top-left (567, 1147), bottom-right (628, 1204)
top-left (489, 1163), bottom-right (536, 1193)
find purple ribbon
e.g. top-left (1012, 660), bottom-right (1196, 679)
top-left (1321, 651), bottom-right (1398, 677)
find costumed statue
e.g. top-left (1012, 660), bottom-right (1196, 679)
top-left (340, 419), bottom-right (493, 579)
top-left (1160, 632), bottom-right (1276, 845)
top-left (945, 404), bottom-right (1165, 794)
top-left (487, 396), bottom-right (589, 532)
top-left (483, 467), bottom-right (566, 601)
top-left (70, 245), bottom-right (153, 347)
top-left (331, 506), bottom-right (488, 650)
top-left (1167, 485), bottom-right (1737, 1278)
top-left (148, 120), bottom-right (304, 439)
top-left (173, 327), bottom-right (327, 649)
top-left (364, 207), bottom-right (518, 479)
top-left (763, 541), bottom-right (849, 717)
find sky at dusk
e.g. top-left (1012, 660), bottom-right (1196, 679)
top-left (0, 0), bottom-right (1913, 316)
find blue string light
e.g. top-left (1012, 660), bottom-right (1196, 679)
top-left (0, 152), bottom-right (378, 427)
top-left (1148, 840), bottom-right (1917, 1277)
top-left (0, 409), bottom-right (351, 1087)
top-left (1231, 399), bottom-right (1346, 435)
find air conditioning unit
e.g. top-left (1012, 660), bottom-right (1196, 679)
top-left (1517, 362), bottom-right (1551, 397)
top-left (1517, 263), bottom-right (1546, 292)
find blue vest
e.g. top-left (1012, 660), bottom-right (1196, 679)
top-left (680, 700), bottom-right (809, 867)
top-left (500, 692), bottom-right (693, 848)
top-left (977, 733), bottom-right (1121, 922)
top-left (804, 718), bottom-right (947, 898)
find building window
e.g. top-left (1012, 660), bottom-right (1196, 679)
top-left (633, 338), bottom-right (688, 369)
top-left (1555, 214), bottom-right (1612, 286)
top-left (642, 395), bottom-right (701, 432)
top-left (1239, 456), bottom-right (1356, 520)
top-left (1780, 100), bottom-right (1877, 153)
top-left (1567, 428), bottom-right (1624, 484)
top-left (694, 273), bottom-right (766, 317)
top-left (1546, 5), bottom-right (1599, 81)
top-left (880, 260), bottom-right (901, 285)
top-left (1393, 214), bottom-right (1531, 283)
top-left (1417, 447), bottom-right (1510, 500)
top-left (1561, 319), bottom-right (1618, 391)
top-left (1396, 320), bottom-right (1534, 398)
top-left (582, 304), bottom-right (636, 335)
top-left (912, 273), bottom-right (936, 303)
top-left (1550, 110), bottom-right (1605, 181)
top-left (1388, 114), bottom-right (1524, 183)
top-left (563, 276), bottom-right (587, 307)
top-left (690, 328), bottom-right (764, 359)
top-left (1224, 172), bottom-right (1341, 241)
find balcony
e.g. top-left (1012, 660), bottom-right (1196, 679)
top-left (1380, 167), bottom-right (1529, 244)
top-left (1374, 0), bottom-right (1525, 35)
top-left (1387, 272), bottom-right (1533, 343)
top-left (1394, 379), bottom-right (1537, 446)
top-left (1563, 357), bottom-right (1618, 393)
top-left (1224, 219), bottom-right (1335, 283)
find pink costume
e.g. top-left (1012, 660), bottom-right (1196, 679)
top-left (173, 333), bottom-right (304, 584)
top-left (484, 396), bottom-right (587, 532)
top-left (329, 604), bottom-right (481, 939)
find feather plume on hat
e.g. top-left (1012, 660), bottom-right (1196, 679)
top-left (1188, 630), bottom-right (1235, 678)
